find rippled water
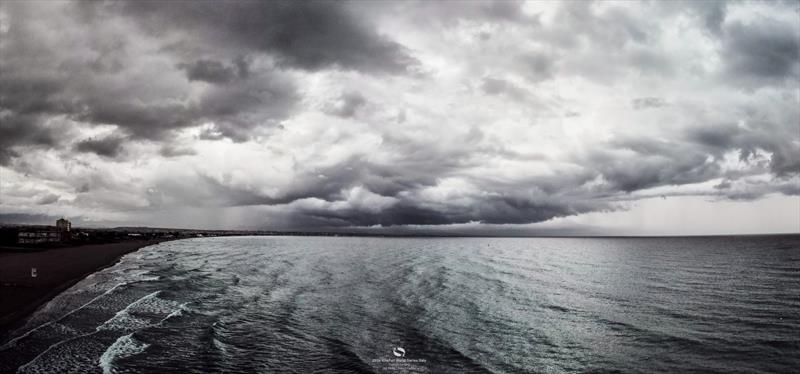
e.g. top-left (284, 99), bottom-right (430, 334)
top-left (1, 235), bottom-right (799, 373)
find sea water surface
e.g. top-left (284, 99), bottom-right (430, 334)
top-left (1, 236), bottom-right (798, 373)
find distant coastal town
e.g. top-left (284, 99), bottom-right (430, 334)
top-left (1, 218), bottom-right (250, 250)
top-left (0, 219), bottom-right (438, 251)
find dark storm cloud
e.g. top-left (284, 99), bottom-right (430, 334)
top-left (712, 176), bottom-right (800, 202)
top-left (273, 161), bottom-right (612, 228)
top-left (686, 123), bottom-right (800, 177)
top-left (118, 0), bottom-right (418, 74)
top-left (174, 154), bottom-right (445, 209)
top-left (35, 193), bottom-right (60, 205)
top-left (75, 135), bottom-right (127, 158)
top-left (0, 115), bottom-right (59, 165)
top-left (177, 58), bottom-right (247, 84)
top-left (75, 101), bottom-right (195, 140)
top-left (289, 195), bottom-right (604, 228)
top-left (143, 131), bottom-right (443, 209)
top-left (1, 59), bottom-right (292, 151)
top-left (1, 1), bottom-right (798, 232)
top-left (142, 96), bottom-right (794, 228)
top-left (197, 71), bottom-right (298, 141)
top-left (0, 73), bottom-right (69, 164)
top-left (698, 1), bottom-right (727, 35)
top-left (0, 0), bottom-right (194, 145)
top-left (1, 0), bottom-right (382, 164)
top-left (141, 131), bottom-right (613, 227)
top-left (722, 18), bottom-right (800, 86)
top-left (574, 119), bottom-right (799, 198)
top-left (584, 140), bottom-right (721, 193)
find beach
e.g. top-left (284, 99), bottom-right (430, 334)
top-left (0, 240), bottom-right (164, 339)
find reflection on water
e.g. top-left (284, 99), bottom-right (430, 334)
top-left (2, 235), bottom-right (799, 373)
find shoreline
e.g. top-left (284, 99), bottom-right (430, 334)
top-left (0, 239), bottom-right (171, 342)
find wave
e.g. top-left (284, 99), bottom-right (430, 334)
top-left (96, 290), bottom-right (183, 332)
top-left (99, 334), bottom-right (150, 374)
top-left (96, 291), bottom-right (161, 332)
top-left (5, 236), bottom-right (800, 373)
top-left (1, 283), bottom-right (126, 350)
top-left (159, 302), bottom-right (189, 324)
top-left (13, 290), bottom-right (171, 372)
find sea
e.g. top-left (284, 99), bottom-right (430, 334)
top-left (0, 235), bottom-right (798, 373)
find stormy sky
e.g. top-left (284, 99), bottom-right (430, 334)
top-left (1, 0), bottom-right (798, 235)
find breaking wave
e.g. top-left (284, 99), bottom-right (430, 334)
top-left (99, 334), bottom-right (150, 374)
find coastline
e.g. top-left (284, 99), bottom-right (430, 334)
top-left (0, 239), bottom-right (170, 341)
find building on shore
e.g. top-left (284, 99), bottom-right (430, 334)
top-left (18, 230), bottom-right (62, 244)
top-left (56, 218), bottom-right (71, 232)
top-left (17, 218), bottom-right (72, 244)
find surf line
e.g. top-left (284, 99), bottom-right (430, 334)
top-left (96, 291), bottom-right (162, 331)
top-left (99, 333), bottom-right (151, 374)
top-left (0, 282), bottom-right (126, 350)
top-left (15, 290), bottom-right (166, 373)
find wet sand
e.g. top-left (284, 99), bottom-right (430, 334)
top-left (0, 240), bottom-right (166, 339)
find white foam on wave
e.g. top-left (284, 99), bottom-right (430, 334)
top-left (1, 283), bottom-right (126, 351)
top-left (14, 290), bottom-right (167, 372)
top-left (96, 291), bottom-right (162, 332)
top-left (16, 329), bottom-right (100, 374)
top-left (159, 302), bottom-right (189, 324)
top-left (96, 290), bottom-right (187, 332)
top-left (16, 291), bottom-right (186, 373)
top-left (97, 313), bottom-right (151, 333)
top-left (98, 334), bottom-right (150, 374)
top-left (131, 292), bottom-right (180, 314)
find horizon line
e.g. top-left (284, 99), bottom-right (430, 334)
top-left (2, 223), bottom-right (798, 239)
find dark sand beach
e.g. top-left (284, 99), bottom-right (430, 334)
top-left (0, 240), bottom-right (164, 339)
